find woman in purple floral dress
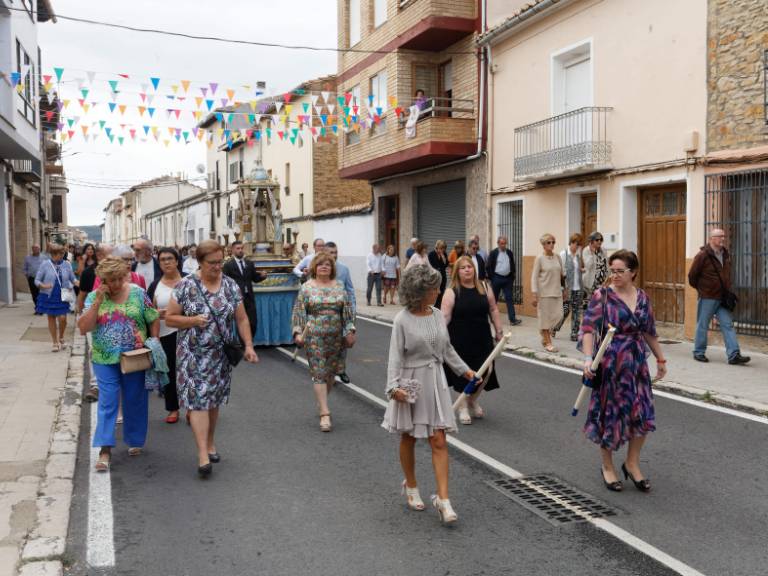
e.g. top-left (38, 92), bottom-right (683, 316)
top-left (579, 250), bottom-right (667, 493)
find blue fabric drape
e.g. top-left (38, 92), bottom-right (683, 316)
top-left (253, 290), bottom-right (298, 346)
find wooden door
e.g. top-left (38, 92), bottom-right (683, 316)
top-left (381, 195), bottom-right (399, 256)
top-left (437, 60), bottom-right (453, 117)
top-left (581, 194), bottom-right (598, 240)
top-left (639, 186), bottom-right (687, 324)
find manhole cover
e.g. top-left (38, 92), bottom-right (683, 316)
top-left (488, 474), bottom-right (619, 526)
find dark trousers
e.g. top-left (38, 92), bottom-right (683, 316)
top-left (160, 333), bottom-right (179, 412)
top-left (491, 275), bottom-right (517, 322)
top-left (366, 273), bottom-right (382, 304)
top-left (244, 297), bottom-right (257, 344)
top-left (554, 290), bottom-right (584, 337)
top-left (27, 276), bottom-right (39, 306)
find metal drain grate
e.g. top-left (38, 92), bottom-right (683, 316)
top-left (488, 474), bottom-right (619, 526)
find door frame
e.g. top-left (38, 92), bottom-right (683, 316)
top-left (379, 194), bottom-right (399, 256)
top-left (566, 185), bottom-right (600, 243)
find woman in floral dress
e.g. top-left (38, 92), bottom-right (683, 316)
top-left (579, 250), bottom-right (667, 493)
top-left (166, 240), bottom-right (259, 478)
top-left (292, 252), bottom-right (356, 432)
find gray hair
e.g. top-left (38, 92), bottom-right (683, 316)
top-left (112, 244), bottom-right (134, 258)
top-left (398, 265), bottom-right (442, 310)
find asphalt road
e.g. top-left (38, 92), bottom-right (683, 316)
top-left (64, 318), bottom-right (768, 576)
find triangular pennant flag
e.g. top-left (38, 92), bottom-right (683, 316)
top-left (119, 73), bottom-right (130, 79)
top-left (150, 77), bottom-right (160, 90)
top-left (174, 109), bottom-right (181, 119)
top-left (215, 112), bottom-right (224, 122)
top-left (274, 101), bottom-right (283, 114)
top-left (143, 125), bottom-right (150, 135)
top-left (311, 94), bottom-right (319, 105)
top-left (54, 67), bottom-right (64, 82)
top-left (182, 131), bottom-right (189, 141)
top-left (42, 74), bottom-right (52, 84)
top-left (248, 114), bottom-right (255, 124)
top-left (221, 98), bottom-right (229, 107)
top-left (181, 80), bottom-right (191, 92)
top-left (118, 136), bottom-right (124, 145)
top-left (129, 129), bottom-right (136, 140)
top-left (285, 104), bottom-right (293, 115)
top-left (205, 99), bottom-right (214, 111)
top-left (227, 113), bottom-right (234, 123)
top-left (277, 131), bottom-right (284, 140)
top-left (327, 103), bottom-right (336, 115)
top-left (148, 107), bottom-right (155, 117)
top-left (171, 84), bottom-right (179, 94)
top-left (80, 88), bottom-right (89, 99)
top-left (82, 103), bottom-right (90, 114)
top-left (321, 91), bottom-right (331, 103)
top-left (118, 105), bottom-right (127, 115)
top-left (320, 114), bottom-right (328, 125)
top-left (302, 103), bottom-right (310, 113)
top-left (99, 120), bottom-right (107, 130)
top-left (200, 87), bottom-right (208, 97)
top-left (283, 93), bottom-right (293, 103)
top-left (108, 102), bottom-right (117, 113)
top-left (108, 80), bottom-right (119, 92)
top-left (192, 127), bottom-right (199, 137)
top-left (9, 72), bottom-right (21, 87)
top-left (105, 127), bottom-right (112, 137)
top-left (67, 118), bottom-right (75, 128)
top-left (249, 100), bottom-right (257, 112)
top-left (138, 106), bottom-right (146, 116)
top-left (226, 89), bottom-right (235, 101)
top-left (67, 130), bottom-right (74, 139)
top-left (209, 82), bottom-right (218, 95)
top-left (45, 110), bottom-right (54, 122)
top-left (193, 111), bottom-right (202, 121)
top-left (195, 97), bottom-right (203, 108)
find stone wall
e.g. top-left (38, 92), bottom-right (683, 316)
top-left (707, 0), bottom-right (768, 151)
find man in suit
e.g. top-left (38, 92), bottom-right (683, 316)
top-left (223, 241), bottom-right (267, 342)
top-left (486, 235), bottom-right (521, 326)
top-left (467, 239), bottom-right (487, 281)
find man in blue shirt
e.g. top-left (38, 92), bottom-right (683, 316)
top-left (324, 241), bottom-right (355, 383)
top-left (23, 245), bottom-right (45, 312)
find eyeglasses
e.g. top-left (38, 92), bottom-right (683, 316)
top-left (544, 241), bottom-right (555, 245)
top-left (158, 257), bottom-right (176, 263)
top-left (610, 268), bottom-right (631, 275)
top-left (203, 259), bottom-right (224, 267)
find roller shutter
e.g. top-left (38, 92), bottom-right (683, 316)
top-left (416, 179), bottom-right (466, 252)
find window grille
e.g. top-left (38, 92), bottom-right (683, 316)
top-left (496, 200), bottom-right (524, 304)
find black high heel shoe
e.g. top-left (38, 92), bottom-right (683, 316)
top-left (601, 468), bottom-right (623, 492)
top-left (197, 463), bottom-right (213, 479)
top-left (622, 463), bottom-right (651, 492)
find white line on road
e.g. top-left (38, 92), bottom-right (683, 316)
top-left (87, 402), bottom-right (115, 568)
top-left (276, 345), bottom-right (707, 576)
top-left (356, 316), bottom-right (768, 425)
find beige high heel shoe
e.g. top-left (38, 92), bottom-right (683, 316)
top-left (431, 495), bottom-right (458, 524)
top-left (401, 480), bottom-right (425, 511)
top-left (319, 413), bottom-right (332, 432)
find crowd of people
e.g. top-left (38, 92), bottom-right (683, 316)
top-left (17, 225), bottom-right (749, 525)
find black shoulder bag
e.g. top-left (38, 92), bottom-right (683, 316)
top-left (707, 252), bottom-right (738, 312)
top-left (584, 288), bottom-right (609, 390)
top-left (193, 278), bottom-right (244, 367)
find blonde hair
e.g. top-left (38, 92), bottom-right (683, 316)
top-left (48, 243), bottom-right (65, 257)
top-left (96, 256), bottom-right (130, 283)
top-left (539, 233), bottom-right (556, 246)
top-left (448, 255), bottom-right (486, 295)
top-left (309, 252), bottom-right (336, 279)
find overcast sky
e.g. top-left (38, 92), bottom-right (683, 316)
top-left (39, 0), bottom-right (337, 226)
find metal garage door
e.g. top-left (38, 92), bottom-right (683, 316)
top-left (416, 179), bottom-right (466, 252)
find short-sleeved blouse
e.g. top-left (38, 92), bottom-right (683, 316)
top-left (84, 285), bottom-right (159, 365)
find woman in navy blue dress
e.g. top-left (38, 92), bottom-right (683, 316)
top-left (34, 244), bottom-right (76, 351)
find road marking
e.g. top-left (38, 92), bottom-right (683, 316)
top-left (276, 345), bottom-right (707, 576)
top-left (356, 315), bottom-right (768, 425)
top-left (87, 402), bottom-right (115, 568)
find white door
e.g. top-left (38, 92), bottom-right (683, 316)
top-left (564, 56), bottom-right (590, 112)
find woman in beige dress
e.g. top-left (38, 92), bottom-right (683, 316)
top-left (531, 233), bottom-right (565, 352)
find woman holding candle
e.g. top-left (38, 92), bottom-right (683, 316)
top-left (579, 250), bottom-right (667, 493)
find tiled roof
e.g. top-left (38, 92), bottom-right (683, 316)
top-left (477, 0), bottom-right (558, 45)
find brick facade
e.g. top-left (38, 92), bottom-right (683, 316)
top-left (313, 137), bottom-right (372, 212)
top-left (707, 0), bottom-right (768, 152)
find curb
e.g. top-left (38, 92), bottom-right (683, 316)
top-left (16, 329), bottom-right (87, 576)
top-left (356, 313), bottom-right (768, 419)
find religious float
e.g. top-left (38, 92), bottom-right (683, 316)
top-left (235, 162), bottom-right (299, 346)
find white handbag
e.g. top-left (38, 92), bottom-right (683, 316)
top-left (50, 261), bottom-right (75, 305)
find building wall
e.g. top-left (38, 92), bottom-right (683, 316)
top-left (313, 212), bottom-right (374, 289)
top-left (373, 157), bottom-right (487, 262)
top-left (707, 0), bottom-right (768, 152)
top-left (313, 137), bottom-right (371, 212)
top-left (488, 0), bottom-right (708, 191)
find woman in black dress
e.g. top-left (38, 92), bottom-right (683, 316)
top-left (441, 255), bottom-right (504, 425)
top-left (428, 239), bottom-right (449, 308)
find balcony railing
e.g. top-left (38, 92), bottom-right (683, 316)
top-left (514, 107), bottom-right (613, 181)
top-left (11, 158), bottom-right (42, 182)
top-left (398, 96), bottom-right (475, 125)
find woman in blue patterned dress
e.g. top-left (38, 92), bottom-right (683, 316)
top-left (292, 252), bottom-right (356, 432)
top-left (35, 244), bottom-right (76, 351)
top-left (166, 240), bottom-right (259, 478)
top-left (579, 250), bottom-right (667, 493)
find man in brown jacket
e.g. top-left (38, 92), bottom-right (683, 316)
top-left (688, 228), bottom-right (749, 365)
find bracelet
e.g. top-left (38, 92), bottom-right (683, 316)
top-left (656, 359), bottom-right (667, 364)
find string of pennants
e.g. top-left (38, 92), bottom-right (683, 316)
top-left (3, 66), bottom-right (405, 149)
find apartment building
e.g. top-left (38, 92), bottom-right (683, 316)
top-left (0, 0), bottom-right (58, 302)
top-left (482, 0), bottom-right (712, 336)
top-left (336, 0), bottom-right (486, 261)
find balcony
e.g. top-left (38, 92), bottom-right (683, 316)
top-left (339, 98), bottom-right (477, 180)
top-left (514, 107), bottom-right (613, 182)
top-left (11, 158), bottom-right (42, 183)
top-left (396, 0), bottom-right (477, 52)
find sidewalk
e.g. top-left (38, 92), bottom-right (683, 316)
top-left (354, 290), bottom-right (768, 416)
top-left (0, 301), bottom-right (86, 576)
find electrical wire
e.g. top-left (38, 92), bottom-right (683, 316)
top-left (6, 5), bottom-right (476, 55)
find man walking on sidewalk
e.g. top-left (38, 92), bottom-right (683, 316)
top-left (23, 245), bottom-right (44, 312)
top-left (688, 228), bottom-right (750, 365)
top-left (366, 243), bottom-right (384, 306)
top-left (325, 241), bottom-right (355, 383)
top-left (486, 235), bottom-right (521, 325)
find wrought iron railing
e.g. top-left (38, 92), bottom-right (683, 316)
top-left (705, 169), bottom-right (768, 338)
top-left (514, 106), bottom-right (612, 180)
top-left (398, 96), bottom-right (475, 125)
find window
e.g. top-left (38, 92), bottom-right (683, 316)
top-left (51, 195), bottom-right (63, 224)
top-left (16, 40), bottom-right (35, 126)
top-left (215, 161), bottom-right (221, 190)
top-left (373, 0), bottom-right (387, 27)
top-left (216, 196), bottom-right (221, 217)
top-left (370, 71), bottom-right (388, 134)
top-left (229, 160), bottom-right (241, 185)
top-left (345, 85), bottom-right (361, 145)
top-left (285, 162), bottom-right (291, 195)
top-left (286, 227), bottom-right (292, 243)
top-left (349, 0), bottom-right (361, 45)
top-left (552, 41), bottom-right (592, 115)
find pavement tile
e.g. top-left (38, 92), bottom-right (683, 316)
top-left (17, 560), bottom-right (63, 576)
